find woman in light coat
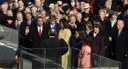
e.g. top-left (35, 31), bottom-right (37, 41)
top-left (58, 18), bottom-right (72, 69)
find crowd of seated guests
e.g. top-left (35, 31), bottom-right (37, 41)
top-left (0, 0), bottom-right (128, 69)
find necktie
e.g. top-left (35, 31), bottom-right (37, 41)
top-left (38, 27), bottom-right (42, 36)
top-left (27, 21), bottom-right (31, 25)
top-left (17, 23), bottom-right (20, 29)
top-left (118, 31), bottom-right (121, 38)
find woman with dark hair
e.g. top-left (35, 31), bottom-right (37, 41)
top-left (78, 36), bottom-right (92, 69)
top-left (73, 30), bottom-right (85, 68)
top-left (75, 30), bottom-right (85, 49)
top-left (90, 22), bottom-right (104, 55)
top-left (83, 22), bottom-right (93, 37)
top-left (58, 18), bottom-right (72, 69)
top-left (89, 23), bottom-right (104, 67)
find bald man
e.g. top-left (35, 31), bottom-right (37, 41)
top-left (111, 20), bottom-right (128, 68)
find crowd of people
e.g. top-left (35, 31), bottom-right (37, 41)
top-left (0, 0), bottom-right (128, 69)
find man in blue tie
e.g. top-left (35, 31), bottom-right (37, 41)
top-left (111, 20), bottom-right (128, 69)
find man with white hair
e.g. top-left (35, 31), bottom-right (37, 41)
top-left (0, 2), bottom-right (8, 25)
top-left (76, 12), bottom-right (84, 30)
top-left (14, 12), bottom-right (27, 47)
top-left (1, 2), bottom-right (8, 15)
top-left (111, 20), bottom-right (128, 69)
top-left (34, 0), bottom-right (43, 12)
top-left (31, 6), bottom-right (38, 17)
top-left (4, 10), bottom-right (14, 28)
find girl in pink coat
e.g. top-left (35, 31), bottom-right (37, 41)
top-left (78, 37), bottom-right (91, 69)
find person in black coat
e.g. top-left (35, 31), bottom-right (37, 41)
top-left (89, 23), bottom-right (104, 67)
top-left (76, 13), bottom-right (85, 31)
top-left (95, 9), bottom-right (109, 47)
top-left (14, 12), bottom-right (27, 47)
top-left (26, 16), bottom-right (48, 69)
top-left (111, 20), bottom-right (128, 69)
top-left (90, 23), bottom-right (104, 55)
top-left (69, 15), bottom-right (77, 48)
top-left (42, 28), bottom-right (68, 68)
top-left (94, 0), bottom-right (106, 14)
top-left (106, 11), bottom-right (118, 58)
top-left (28, 16), bottom-right (48, 49)
top-left (107, 11), bottom-right (118, 37)
top-left (111, 0), bottom-right (121, 11)
top-left (24, 12), bottom-right (34, 48)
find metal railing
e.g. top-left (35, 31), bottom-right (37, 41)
top-left (19, 47), bottom-right (121, 69)
top-left (0, 25), bottom-right (121, 69)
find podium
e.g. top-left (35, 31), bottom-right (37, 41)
top-left (0, 44), bottom-right (16, 67)
top-left (0, 25), bottom-right (19, 68)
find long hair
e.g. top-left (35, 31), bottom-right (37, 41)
top-left (60, 18), bottom-right (70, 29)
top-left (84, 36), bottom-right (92, 46)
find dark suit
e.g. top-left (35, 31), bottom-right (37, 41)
top-left (14, 20), bottom-right (27, 47)
top-left (112, 29), bottom-right (128, 69)
top-left (29, 23), bottom-right (48, 49)
top-left (42, 38), bottom-right (68, 68)
top-left (95, 17), bottom-right (109, 46)
top-left (90, 31), bottom-right (104, 67)
top-left (0, 12), bottom-right (7, 25)
top-left (90, 31), bottom-right (104, 55)
top-left (76, 20), bottom-right (85, 31)
top-left (94, 0), bottom-right (106, 14)
top-left (106, 19), bottom-right (117, 58)
top-left (69, 23), bottom-right (77, 48)
top-left (111, 0), bottom-right (119, 10)
top-left (14, 20), bottom-right (27, 34)
top-left (28, 23), bottom-right (48, 69)
top-left (107, 19), bottom-right (117, 37)
top-left (24, 19), bottom-right (34, 48)
top-left (112, 30), bottom-right (127, 62)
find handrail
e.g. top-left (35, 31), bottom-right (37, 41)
top-left (19, 46), bottom-right (121, 64)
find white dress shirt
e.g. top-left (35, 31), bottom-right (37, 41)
top-left (111, 19), bottom-right (117, 28)
top-left (37, 26), bottom-right (43, 33)
top-left (93, 32), bottom-right (99, 37)
top-left (50, 23), bottom-right (55, 28)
